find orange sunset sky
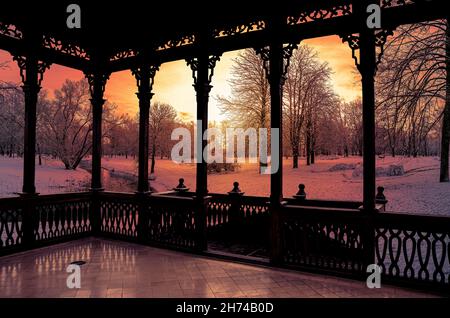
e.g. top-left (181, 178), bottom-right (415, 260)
top-left (0, 36), bottom-right (361, 121)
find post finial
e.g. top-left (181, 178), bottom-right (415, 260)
top-left (294, 183), bottom-right (306, 200)
top-left (173, 178), bottom-right (189, 192)
top-left (228, 181), bottom-right (244, 195)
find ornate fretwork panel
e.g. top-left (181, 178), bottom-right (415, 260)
top-left (42, 36), bottom-right (90, 60)
top-left (12, 55), bottom-right (51, 86)
top-left (144, 202), bottom-right (198, 249)
top-left (0, 22), bottom-right (23, 39)
top-left (156, 34), bottom-right (195, 51)
top-left (375, 226), bottom-right (450, 286)
top-left (100, 199), bottom-right (139, 238)
top-left (0, 207), bottom-right (23, 250)
top-left (34, 200), bottom-right (91, 242)
top-left (109, 49), bottom-right (137, 62)
top-left (287, 3), bottom-right (352, 26)
top-left (281, 213), bottom-right (366, 274)
top-left (186, 55), bottom-right (221, 85)
top-left (212, 20), bottom-right (265, 38)
top-left (380, 0), bottom-right (414, 8)
top-left (340, 28), bottom-right (394, 73)
top-left (207, 196), bottom-right (231, 228)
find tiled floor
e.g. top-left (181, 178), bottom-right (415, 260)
top-left (0, 238), bottom-right (439, 298)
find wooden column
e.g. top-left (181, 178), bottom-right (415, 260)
top-left (359, 11), bottom-right (377, 212)
top-left (14, 39), bottom-right (50, 195)
top-left (268, 42), bottom-right (284, 205)
top-left (85, 71), bottom-right (109, 191)
top-left (193, 53), bottom-right (211, 198)
top-left (268, 33), bottom-right (285, 265)
top-left (255, 18), bottom-right (296, 264)
top-left (133, 65), bottom-right (159, 194)
top-left (187, 50), bottom-right (220, 251)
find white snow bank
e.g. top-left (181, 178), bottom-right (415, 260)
top-left (0, 156), bottom-right (90, 197)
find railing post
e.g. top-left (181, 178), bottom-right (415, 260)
top-left (228, 182), bottom-right (244, 235)
top-left (90, 191), bottom-right (101, 236)
top-left (195, 195), bottom-right (210, 251)
top-left (136, 192), bottom-right (149, 243)
top-left (21, 197), bottom-right (36, 249)
top-left (375, 186), bottom-right (388, 212)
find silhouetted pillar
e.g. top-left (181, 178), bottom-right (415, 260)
top-left (359, 18), bottom-right (377, 212)
top-left (187, 53), bottom-right (220, 196)
top-left (132, 65), bottom-right (159, 194)
top-left (187, 51), bottom-right (220, 250)
top-left (194, 54), bottom-right (210, 197)
top-left (85, 71), bottom-right (110, 191)
top-left (13, 42), bottom-right (50, 195)
top-left (256, 19), bottom-right (297, 264)
top-left (268, 42), bottom-right (284, 205)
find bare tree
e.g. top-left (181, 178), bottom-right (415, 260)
top-left (376, 20), bottom-right (449, 181)
top-left (149, 102), bottom-right (177, 174)
top-left (217, 49), bottom-right (269, 130)
top-left (40, 79), bottom-right (121, 170)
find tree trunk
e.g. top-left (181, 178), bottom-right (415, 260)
top-left (292, 142), bottom-right (299, 168)
top-left (150, 141), bottom-right (156, 174)
top-left (306, 132), bottom-right (311, 166)
top-left (440, 20), bottom-right (450, 182)
top-left (37, 142), bottom-right (42, 166)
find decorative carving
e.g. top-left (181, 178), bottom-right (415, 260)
top-left (212, 20), bottom-right (265, 38)
top-left (0, 22), bottom-right (23, 39)
top-left (287, 4), bottom-right (352, 26)
top-left (375, 225), bottom-right (450, 286)
top-left (186, 55), bottom-right (221, 86)
top-left (42, 36), bottom-right (90, 60)
top-left (340, 29), bottom-right (394, 71)
top-left (84, 71), bottom-right (110, 96)
top-left (110, 49), bottom-right (137, 62)
top-left (156, 34), bottom-right (195, 51)
top-left (12, 55), bottom-right (51, 86)
top-left (375, 29), bottom-right (394, 68)
top-left (380, 0), bottom-right (414, 8)
top-left (131, 64), bottom-right (160, 92)
top-left (281, 43), bottom-right (298, 85)
top-left (255, 43), bottom-right (298, 85)
top-left (340, 28), bottom-right (394, 73)
top-left (340, 33), bottom-right (360, 70)
top-left (255, 46), bottom-right (270, 79)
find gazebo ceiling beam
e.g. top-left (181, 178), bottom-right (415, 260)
top-left (1, 0), bottom-right (447, 74)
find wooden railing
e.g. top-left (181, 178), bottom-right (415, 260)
top-left (1, 191), bottom-right (449, 292)
top-left (0, 192), bottom-right (92, 255)
top-left (279, 204), bottom-right (368, 277)
top-left (374, 212), bottom-right (450, 291)
top-left (96, 191), bottom-right (204, 251)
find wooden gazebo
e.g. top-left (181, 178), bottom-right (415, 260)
top-left (1, 0), bottom-right (449, 293)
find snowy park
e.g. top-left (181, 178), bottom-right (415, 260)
top-left (1, 154), bottom-right (449, 216)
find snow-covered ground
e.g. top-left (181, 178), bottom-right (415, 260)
top-left (1, 155), bottom-right (450, 216)
top-left (0, 156), bottom-right (90, 196)
top-left (101, 155), bottom-right (450, 216)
